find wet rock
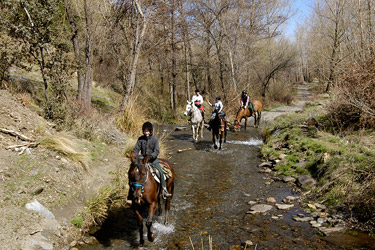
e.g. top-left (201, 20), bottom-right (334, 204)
top-left (248, 204), bottom-right (273, 213)
top-left (307, 204), bottom-right (317, 210)
top-left (260, 168), bottom-right (272, 173)
top-left (258, 162), bottom-right (273, 168)
top-left (315, 203), bottom-right (327, 210)
top-left (319, 226), bottom-right (345, 236)
top-left (296, 175), bottom-right (316, 188)
top-left (175, 126), bottom-right (187, 131)
top-left (275, 204), bottom-right (294, 210)
top-left (293, 216), bottom-right (312, 222)
top-left (266, 197), bottom-right (276, 203)
top-left (248, 200), bottom-right (257, 205)
top-left (241, 240), bottom-right (254, 246)
top-left (282, 195), bottom-right (298, 203)
top-left (280, 176), bottom-right (295, 183)
top-left (317, 218), bottom-right (325, 224)
top-left (271, 216), bottom-right (279, 220)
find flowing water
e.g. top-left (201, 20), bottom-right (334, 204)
top-left (81, 124), bottom-right (375, 250)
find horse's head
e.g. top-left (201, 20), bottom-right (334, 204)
top-left (129, 152), bottom-right (149, 205)
top-left (184, 100), bottom-right (193, 116)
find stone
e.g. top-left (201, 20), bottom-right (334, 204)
top-left (266, 197), bottom-right (276, 203)
top-left (261, 168), bottom-right (272, 173)
top-left (249, 204), bottom-right (273, 213)
top-left (280, 176), bottom-right (295, 183)
top-left (319, 226), bottom-right (345, 236)
top-left (307, 204), bottom-right (317, 210)
top-left (315, 203), bottom-right (327, 210)
top-left (32, 186), bottom-right (44, 195)
top-left (293, 216), bottom-right (312, 222)
top-left (259, 162), bottom-right (273, 168)
top-left (248, 201), bottom-right (257, 205)
top-left (296, 175), bottom-right (316, 188)
top-left (317, 218), bottom-right (325, 224)
top-left (275, 203), bottom-right (294, 210)
top-left (278, 153), bottom-right (287, 160)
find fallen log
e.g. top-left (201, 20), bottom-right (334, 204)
top-left (177, 147), bottom-right (193, 153)
top-left (6, 142), bottom-right (40, 150)
top-left (0, 128), bottom-right (34, 141)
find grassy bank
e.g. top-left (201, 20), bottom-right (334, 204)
top-left (261, 99), bottom-right (375, 232)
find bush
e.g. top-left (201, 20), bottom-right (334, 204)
top-left (327, 59), bottom-right (375, 130)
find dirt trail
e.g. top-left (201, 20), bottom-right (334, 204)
top-left (261, 83), bottom-right (311, 127)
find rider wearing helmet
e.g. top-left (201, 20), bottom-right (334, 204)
top-left (240, 90), bottom-right (254, 114)
top-left (206, 96), bottom-right (226, 131)
top-left (191, 88), bottom-right (205, 118)
top-left (133, 122), bottom-right (171, 198)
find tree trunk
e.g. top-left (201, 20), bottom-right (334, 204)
top-left (83, 0), bottom-right (93, 110)
top-left (120, 0), bottom-right (147, 113)
top-left (170, 0), bottom-right (177, 118)
top-left (64, 0), bottom-right (84, 101)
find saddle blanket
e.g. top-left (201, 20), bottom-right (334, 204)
top-left (148, 162), bottom-right (172, 183)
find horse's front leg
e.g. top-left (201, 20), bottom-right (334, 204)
top-left (146, 202), bottom-right (157, 242)
top-left (212, 132), bottom-right (217, 149)
top-left (254, 113), bottom-right (257, 127)
top-left (135, 209), bottom-right (144, 246)
top-left (244, 117), bottom-right (248, 130)
top-left (200, 121), bottom-right (204, 139)
top-left (219, 132), bottom-right (223, 150)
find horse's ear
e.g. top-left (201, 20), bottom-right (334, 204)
top-left (143, 155), bottom-right (148, 163)
top-left (130, 151), bottom-right (136, 163)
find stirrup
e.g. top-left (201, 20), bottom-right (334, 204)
top-left (162, 189), bottom-right (172, 199)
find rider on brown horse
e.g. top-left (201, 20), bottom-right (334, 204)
top-left (240, 90), bottom-right (254, 114)
top-left (207, 96), bottom-right (226, 131)
top-left (131, 122), bottom-right (172, 198)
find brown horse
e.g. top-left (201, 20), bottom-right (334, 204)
top-left (234, 100), bottom-right (263, 130)
top-left (128, 152), bottom-right (175, 247)
top-left (210, 111), bottom-right (227, 149)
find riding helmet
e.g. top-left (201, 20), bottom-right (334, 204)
top-left (195, 89), bottom-right (200, 93)
top-left (216, 96), bottom-right (221, 100)
top-left (142, 122), bottom-right (153, 134)
top-left (242, 90), bottom-right (247, 94)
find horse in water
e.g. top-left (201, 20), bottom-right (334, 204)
top-left (128, 152), bottom-right (175, 247)
top-left (234, 100), bottom-right (263, 130)
top-left (210, 111), bottom-right (227, 149)
top-left (184, 101), bottom-right (204, 142)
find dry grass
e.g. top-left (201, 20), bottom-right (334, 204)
top-left (116, 96), bottom-right (147, 137)
top-left (39, 133), bottom-right (90, 169)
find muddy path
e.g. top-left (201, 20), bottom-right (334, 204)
top-left (81, 84), bottom-right (374, 249)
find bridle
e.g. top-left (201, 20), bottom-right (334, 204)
top-left (130, 162), bottom-right (150, 193)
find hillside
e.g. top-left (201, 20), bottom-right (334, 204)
top-left (0, 89), bottom-right (128, 249)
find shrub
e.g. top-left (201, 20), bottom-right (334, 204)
top-left (327, 59), bottom-right (375, 130)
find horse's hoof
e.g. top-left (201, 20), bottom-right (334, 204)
top-left (148, 233), bottom-right (155, 242)
top-left (214, 145), bottom-right (218, 149)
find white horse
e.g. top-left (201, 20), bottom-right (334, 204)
top-left (184, 101), bottom-right (204, 142)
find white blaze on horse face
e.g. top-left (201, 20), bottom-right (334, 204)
top-left (184, 102), bottom-right (192, 116)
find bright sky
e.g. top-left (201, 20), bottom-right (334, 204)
top-left (284, 0), bottom-right (314, 39)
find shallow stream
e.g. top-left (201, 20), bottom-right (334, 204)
top-left (81, 125), bottom-right (375, 250)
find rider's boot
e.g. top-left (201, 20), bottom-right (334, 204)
top-left (162, 188), bottom-right (172, 198)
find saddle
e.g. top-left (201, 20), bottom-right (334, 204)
top-left (148, 162), bottom-right (172, 184)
